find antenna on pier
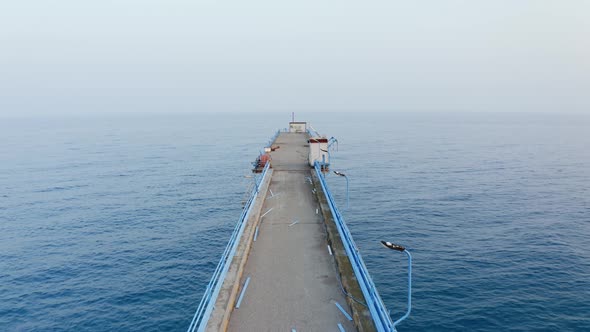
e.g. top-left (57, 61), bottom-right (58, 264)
top-left (292, 112), bottom-right (295, 122)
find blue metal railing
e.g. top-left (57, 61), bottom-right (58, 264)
top-left (314, 161), bottom-right (395, 332)
top-left (187, 162), bottom-right (271, 332)
top-left (268, 128), bottom-right (286, 147)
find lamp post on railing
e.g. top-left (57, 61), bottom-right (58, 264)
top-left (333, 171), bottom-right (349, 210)
top-left (381, 240), bottom-right (412, 331)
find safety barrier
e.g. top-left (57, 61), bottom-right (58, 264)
top-left (187, 162), bottom-right (271, 332)
top-left (314, 161), bottom-right (395, 332)
top-left (268, 128), bottom-right (286, 147)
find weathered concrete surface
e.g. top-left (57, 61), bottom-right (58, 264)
top-left (268, 132), bottom-right (310, 172)
top-left (205, 169), bottom-right (273, 332)
top-left (311, 171), bottom-right (377, 332)
top-left (226, 133), bottom-right (357, 332)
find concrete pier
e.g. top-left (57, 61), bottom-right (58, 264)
top-left (203, 132), bottom-right (376, 332)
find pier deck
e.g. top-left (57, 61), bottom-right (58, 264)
top-left (227, 132), bottom-right (357, 331)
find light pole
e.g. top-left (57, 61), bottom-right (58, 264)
top-left (381, 241), bottom-right (412, 331)
top-left (333, 171), bottom-right (349, 210)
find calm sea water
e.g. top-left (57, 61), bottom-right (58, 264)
top-left (1, 112), bottom-right (589, 331)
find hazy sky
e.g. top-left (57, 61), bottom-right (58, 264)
top-left (1, 1), bottom-right (588, 115)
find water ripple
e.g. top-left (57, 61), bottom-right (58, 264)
top-left (1, 112), bottom-right (589, 331)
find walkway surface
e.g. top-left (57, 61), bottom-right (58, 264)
top-left (227, 132), bottom-right (357, 332)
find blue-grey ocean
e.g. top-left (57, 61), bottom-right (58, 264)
top-left (1, 112), bottom-right (589, 331)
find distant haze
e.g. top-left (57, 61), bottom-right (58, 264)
top-left (1, 1), bottom-right (588, 115)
